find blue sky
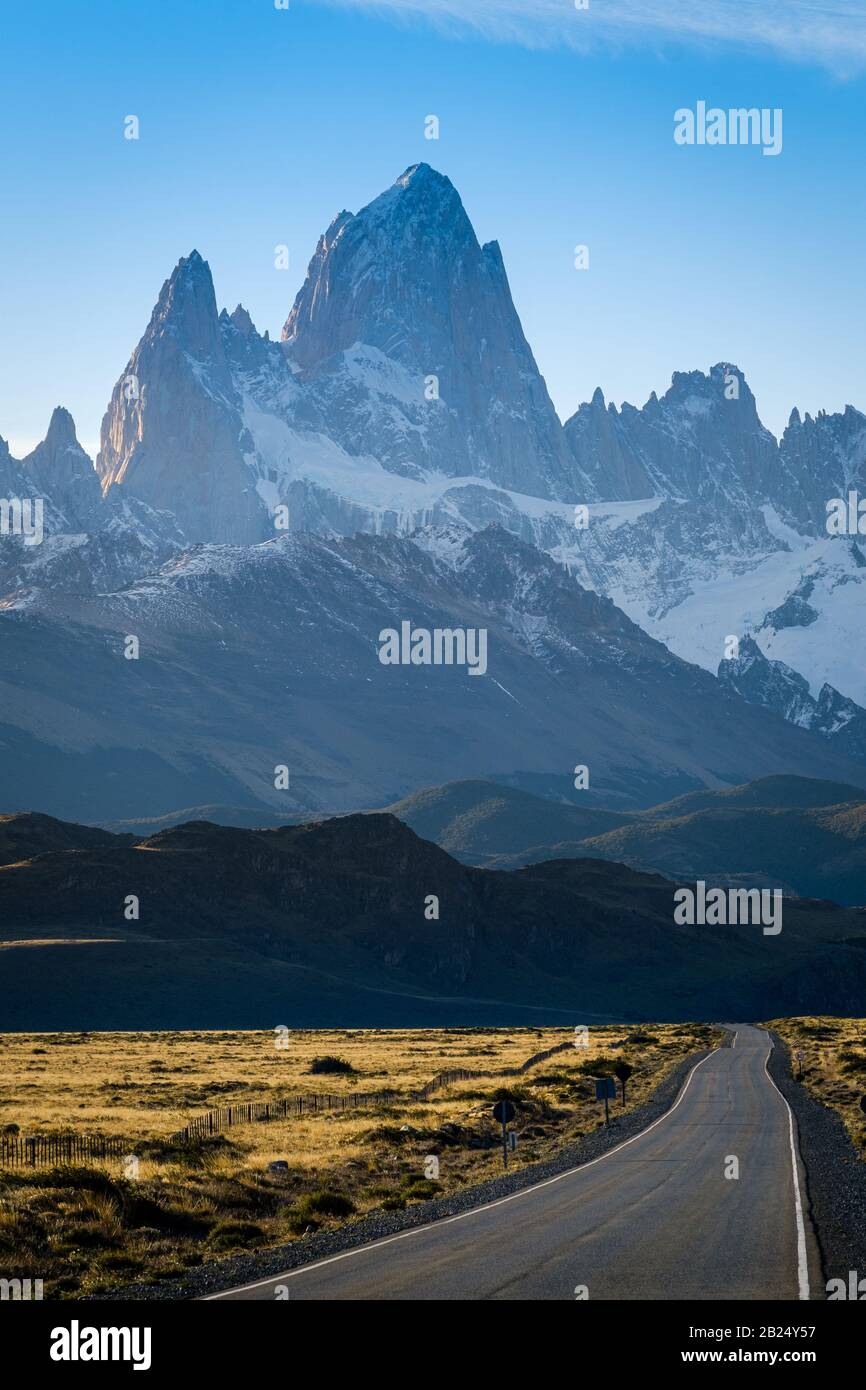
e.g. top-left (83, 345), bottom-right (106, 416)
top-left (0, 0), bottom-right (864, 456)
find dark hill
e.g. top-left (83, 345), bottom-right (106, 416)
top-left (389, 776), bottom-right (866, 907)
top-left (380, 780), bottom-right (632, 863)
top-left (1, 810), bottom-right (865, 1029)
top-left (0, 811), bottom-right (134, 865)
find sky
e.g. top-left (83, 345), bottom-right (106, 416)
top-left (0, 0), bottom-right (864, 457)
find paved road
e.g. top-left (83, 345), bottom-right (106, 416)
top-left (208, 1026), bottom-right (819, 1301)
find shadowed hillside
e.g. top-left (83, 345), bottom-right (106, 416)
top-left (1, 808), bottom-right (865, 1028)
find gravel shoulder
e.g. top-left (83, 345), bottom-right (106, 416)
top-left (92, 1043), bottom-right (716, 1301)
top-left (767, 1029), bottom-right (866, 1296)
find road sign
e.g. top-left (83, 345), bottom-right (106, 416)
top-left (508, 1131), bottom-right (518, 1152)
top-left (595, 1076), bottom-right (616, 1128)
top-left (795, 1049), bottom-right (805, 1061)
top-left (492, 1099), bottom-right (516, 1168)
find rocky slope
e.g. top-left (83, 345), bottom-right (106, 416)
top-left (2, 810), bottom-right (866, 1029)
top-left (718, 636), bottom-right (866, 760)
top-left (1, 523), bottom-right (864, 824)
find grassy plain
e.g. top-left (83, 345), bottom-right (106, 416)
top-left (0, 1023), bottom-right (719, 1296)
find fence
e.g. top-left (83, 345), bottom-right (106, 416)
top-left (417, 1039), bottom-right (574, 1098)
top-left (0, 1133), bottom-right (126, 1169)
top-left (2, 1038), bottom-right (578, 1166)
top-left (169, 1090), bottom-right (399, 1143)
top-left (172, 1039), bottom-right (576, 1141)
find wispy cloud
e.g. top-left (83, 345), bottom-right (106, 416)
top-left (312, 0), bottom-right (866, 76)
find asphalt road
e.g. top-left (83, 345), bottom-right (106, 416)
top-left (207, 1025), bottom-right (819, 1301)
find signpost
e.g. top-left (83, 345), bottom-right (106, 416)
top-left (595, 1076), bottom-right (616, 1127)
top-left (795, 1048), bottom-right (805, 1080)
top-left (492, 1099), bottom-right (516, 1168)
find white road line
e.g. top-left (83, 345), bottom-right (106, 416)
top-left (204, 1045), bottom-right (717, 1299)
top-left (762, 1031), bottom-right (810, 1301)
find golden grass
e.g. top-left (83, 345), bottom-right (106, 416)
top-left (0, 1026), bottom-right (585, 1139)
top-left (0, 1023), bottom-right (719, 1297)
top-left (765, 1016), bottom-right (866, 1151)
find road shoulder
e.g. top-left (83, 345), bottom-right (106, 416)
top-left (767, 1030), bottom-right (866, 1297)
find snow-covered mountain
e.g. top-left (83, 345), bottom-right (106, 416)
top-left (2, 523), bottom-right (862, 823)
top-left (95, 165), bottom-right (576, 551)
top-left (3, 161), bottom-right (865, 803)
top-left (281, 163), bottom-right (575, 499)
top-left (563, 364), bottom-right (782, 507)
top-left (0, 411), bottom-right (182, 594)
top-left (97, 251), bottom-right (267, 545)
top-left (718, 635), bottom-right (866, 761)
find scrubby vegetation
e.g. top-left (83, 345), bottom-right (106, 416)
top-left (307, 1056), bottom-right (356, 1076)
top-left (0, 1023), bottom-right (719, 1296)
top-left (767, 1017), bottom-right (866, 1152)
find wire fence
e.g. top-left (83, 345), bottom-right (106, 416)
top-left (1, 1038), bottom-right (578, 1167)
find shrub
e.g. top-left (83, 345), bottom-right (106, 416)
top-left (285, 1212), bottom-right (320, 1236)
top-left (490, 1085), bottom-right (528, 1105)
top-left (401, 1179), bottom-right (441, 1201)
top-left (299, 1190), bottom-right (355, 1218)
top-left (576, 1056), bottom-right (615, 1077)
top-left (307, 1056), bottom-right (355, 1075)
top-left (57, 1224), bottom-right (118, 1250)
top-left (121, 1193), bottom-right (212, 1236)
top-left (206, 1220), bottom-right (265, 1250)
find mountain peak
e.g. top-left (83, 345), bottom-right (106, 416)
top-left (229, 304), bottom-right (256, 337)
top-left (25, 406), bottom-right (87, 463)
top-left (281, 165), bottom-right (478, 364)
top-left (96, 247), bottom-right (266, 545)
top-left (396, 160), bottom-right (436, 183)
top-left (394, 162), bottom-right (454, 194)
top-left (44, 405), bottom-right (79, 447)
top-left (147, 250), bottom-right (220, 356)
top-left (280, 165), bottom-right (573, 497)
top-left (20, 406), bottom-right (98, 528)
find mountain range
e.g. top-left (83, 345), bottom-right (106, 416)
top-left (381, 774), bottom-right (866, 907)
top-left (2, 808), bottom-right (866, 1030)
top-left (2, 523), bottom-right (863, 822)
top-left (2, 163), bottom-right (865, 826)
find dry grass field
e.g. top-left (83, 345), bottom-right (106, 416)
top-left (0, 1023), bottom-right (719, 1297)
top-left (767, 1017), bottom-right (866, 1151)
